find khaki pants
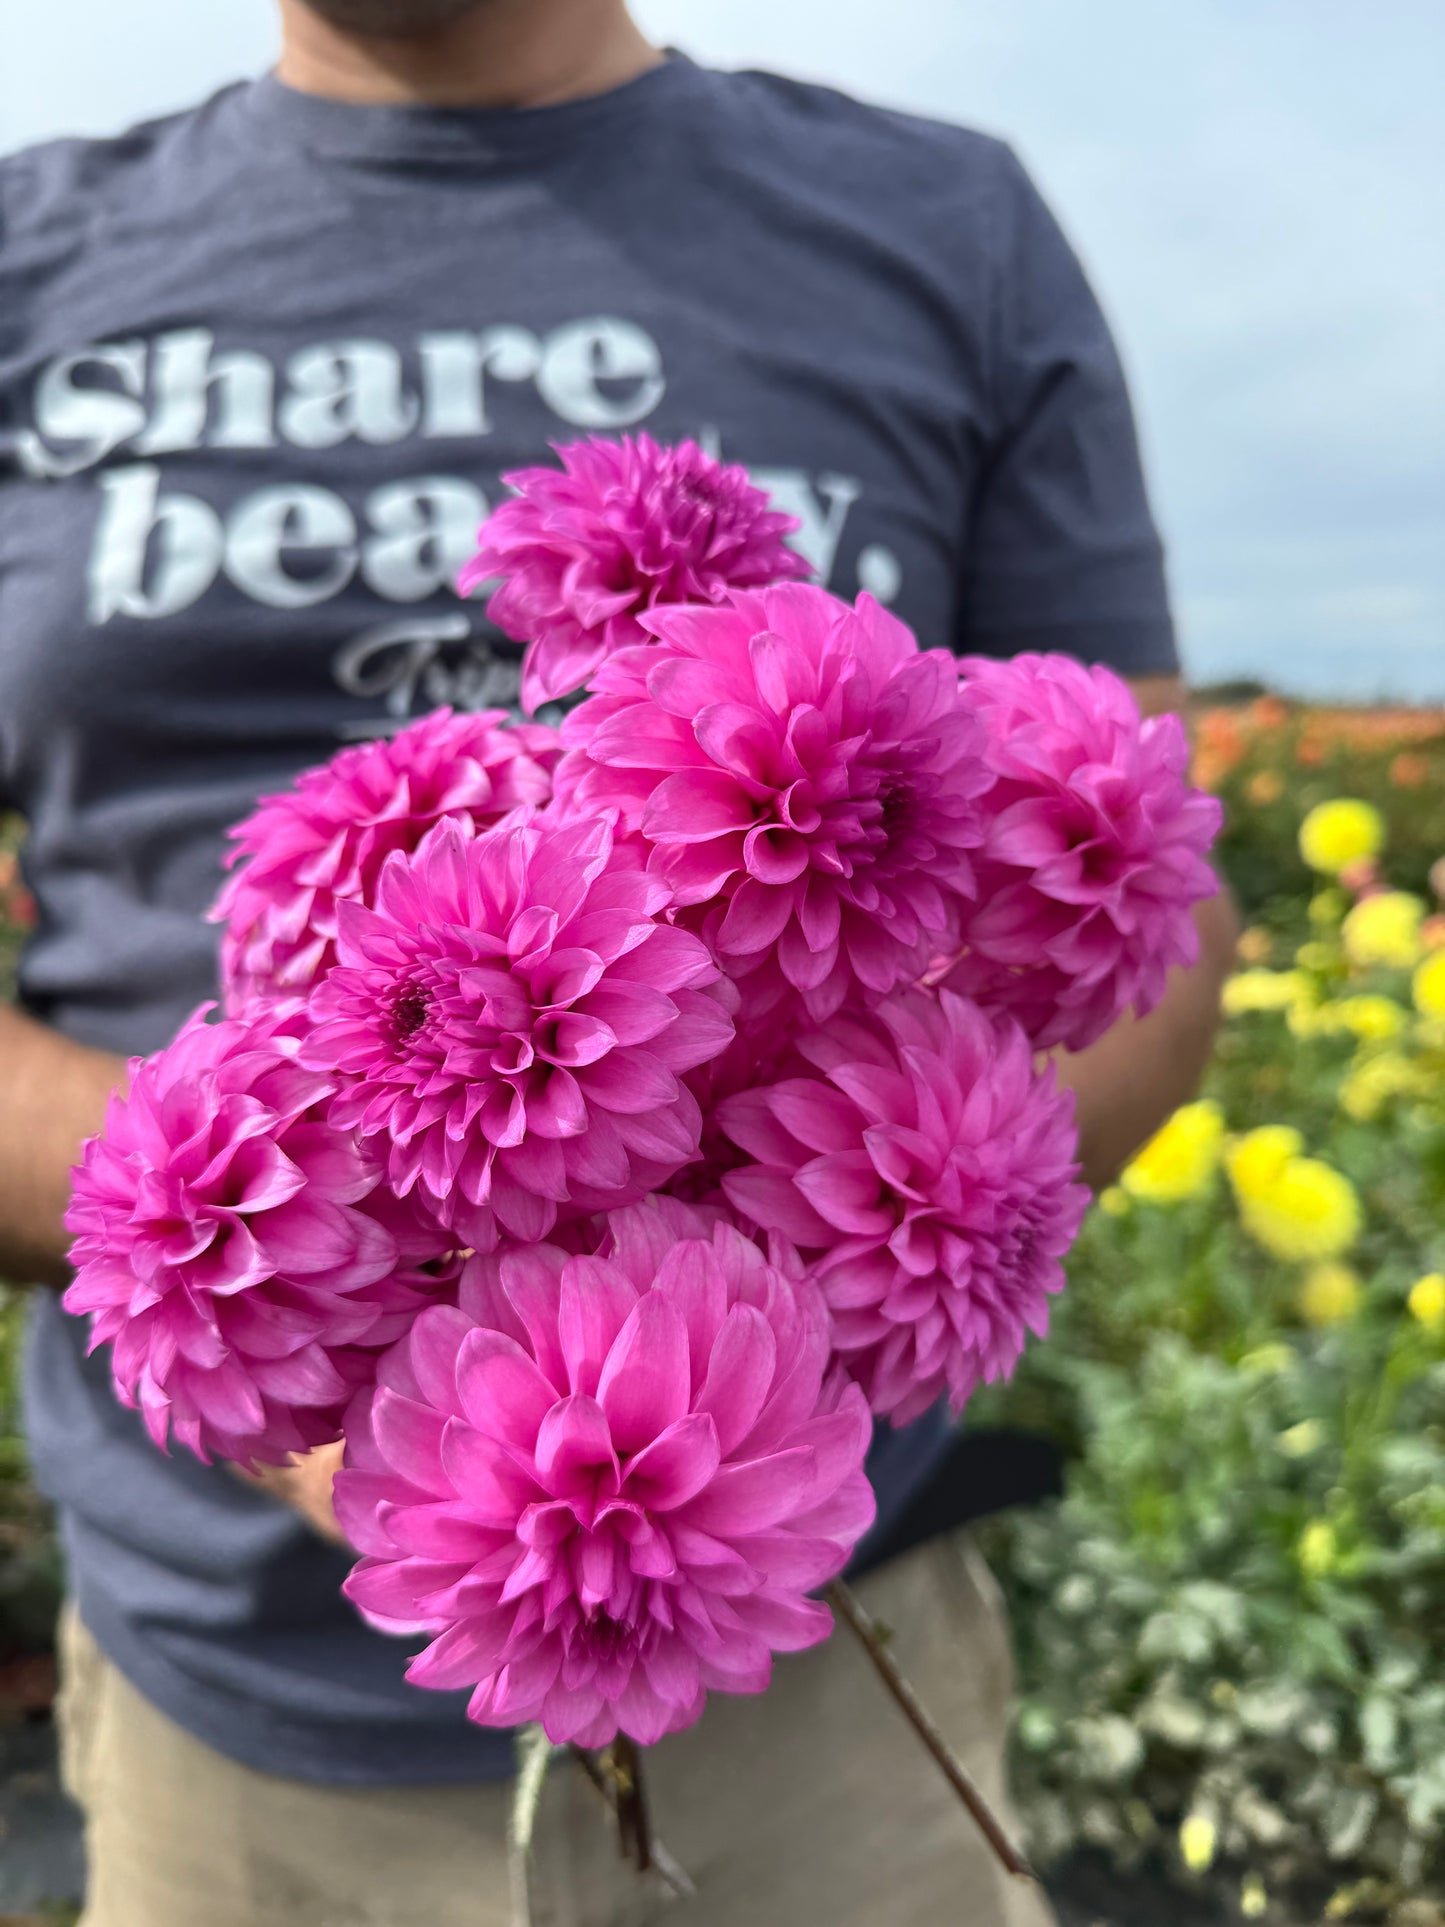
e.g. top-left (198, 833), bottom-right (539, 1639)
top-left (57, 1535), bottom-right (1055, 1927)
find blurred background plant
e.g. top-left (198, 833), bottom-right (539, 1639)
top-left (0, 820), bottom-right (63, 1715)
top-left (3, 699), bottom-right (1445, 1922)
top-left (977, 698), bottom-right (1445, 1925)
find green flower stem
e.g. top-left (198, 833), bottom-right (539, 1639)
top-left (826, 1578), bottom-right (1037, 1883)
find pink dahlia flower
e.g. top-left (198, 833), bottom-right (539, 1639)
top-left (718, 989), bottom-right (1088, 1425)
top-left (557, 585), bottom-right (990, 1022)
top-left (457, 436), bottom-right (810, 713)
top-left (63, 1007), bottom-right (430, 1466)
top-left (945, 654), bottom-right (1223, 1052)
top-left (212, 708), bottom-right (559, 1012)
top-left (336, 1197), bottom-right (875, 1748)
top-left (302, 814), bottom-right (734, 1250)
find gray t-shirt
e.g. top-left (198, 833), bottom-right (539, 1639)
top-left (0, 55), bottom-right (1176, 1784)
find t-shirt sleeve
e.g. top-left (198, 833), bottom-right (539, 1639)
top-left (955, 147), bottom-right (1179, 677)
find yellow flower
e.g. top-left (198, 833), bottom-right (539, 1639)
top-left (1298, 1519), bottom-right (1338, 1578)
top-left (1287, 998), bottom-right (1335, 1040)
top-left (1408, 1272), bottom-right (1445, 1331)
top-left (1240, 1163), bottom-right (1362, 1263)
top-left (1241, 1874), bottom-right (1268, 1919)
top-left (1097, 1186), bottom-right (1131, 1217)
top-left (1298, 799), bottom-right (1384, 875)
top-left (1179, 1814), bottom-right (1217, 1874)
top-left (1339, 1050), bottom-right (1430, 1121)
top-left (1227, 1129), bottom-right (1362, 1262)
top-left (1121, 1100), bottom-right (1225, 1204)
top-left (1290, 994), bottom-right (1406, 1046)
top-left (1222, 969), bottom-right (1311, 1016)
top-left (1414, 950), bottom-right (1445, 1019)
top-left (1298, 1262), bottom-right (1361, 1327)
top-left (1330, 994), bottom-right (1407, 1041)
top-left (1294, 940), bottom-right (1337, 972)
top-left (1226, 1126), bottom-right (1304, 1195)
top-left (1342, 891), bottom-right (1425, 971)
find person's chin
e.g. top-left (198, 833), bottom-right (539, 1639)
top-left (298, 0), bottom-right (498, 40)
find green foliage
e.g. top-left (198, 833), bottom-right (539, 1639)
top-left (0, 816), bottom-right (63, 1654)
top-left (0, 811), bottom-right (26, 999)
top-left (979, 731), bottom-right (1445, 1923)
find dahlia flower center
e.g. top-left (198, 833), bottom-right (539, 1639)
top-left (389, 981), bottom-right (432, 1044)
top-left (803, 766), bottom-right (920, 882)
top-left (575, 1608), bottom-right (642, 1668)
top-left (676, 475), bottom-right (721, 514)
top-left (599, 547), bottom-right (649, 602)
top-left (998, 1207), bottom-right (1043, 1279)
top-left (876, 773), bottom-right (917, 844)
top-left (671, 479), bottom-right (732, 556)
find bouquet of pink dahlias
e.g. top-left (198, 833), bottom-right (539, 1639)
top-left (64, 434), bottom-right (1220, 1886)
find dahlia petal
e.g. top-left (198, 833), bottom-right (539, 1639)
top-left (612, 1098), bottom-right (701, 1168)
top-left (766, 1081), bottom-right (864, 1156)
top-left (597, 1295), bottom-right (690, 1457)
top-left (717, 878), bottom-right (795, 957)
top-left (721, 1166), bottom-right (835, 1245)
top-left (406, 1614), bottom-right (513, 1691)
top-left (793, 1153), bottom-right (894, 1237)
top-left (643, 1638), bottom-right (702, 1709)
top-left (456, 1329), bottom-right (558, 1449)
top-left (372, 1390), bottom-right (449, 1496)
top-left (488, 1173), bottom-right (559, 1246)
top-left (714, 1089), bottom-right (808, 1167)
top-left (728, 1592), bottom-right (834, 1653)
top-left (344, 1557), bottom-right (452, 1635)
top-left (623, 1414), bottom-right (721, 1511)
top-left (679, 1449), bottom-right (816, 1536)
top-left (537, 1681), bottom-right (610, 1746)
top-left (534, 1394), bottom-right (620, 1494)
top-left (258, 1195), bottom-right (399, 1287)
top-left (694, 1304), bottom-right (777, 1457)
top-left (575, 1052), bottom-right (679, 1118)
top-left (642, 769), bottom-right (755, 842)
top-left (441, 1419), bottom-right (543, 1520)
top-left (558, 1258), bottom-right (639, 1399)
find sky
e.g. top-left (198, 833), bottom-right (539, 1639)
top-left (3, 0), bottom-right (1442, 700)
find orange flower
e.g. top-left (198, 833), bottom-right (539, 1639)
top-left (1389, 751), bottom-right (1431, 788)
top-left (1296, 737), bottom-right (1326, 768)
top-left (1337, 859), bottom-right (1380, 896)
top-left (1196, 711), bottom-right (1245, 765)
top-left (1249, 695), bottom-right (1290, 731)
top-left (1246, 770), bottom-right (1284, 805)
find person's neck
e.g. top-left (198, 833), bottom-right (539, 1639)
top-left (275, 0), bottom-right (662, 109)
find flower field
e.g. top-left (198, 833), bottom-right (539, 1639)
top-left (977, 698), bottom-right (1445, 1924)
top-left (3, 699), bottom-right (1445, 1920)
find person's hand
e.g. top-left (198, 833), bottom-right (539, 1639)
top-left (233, 1440), bottom-right (348, 1546)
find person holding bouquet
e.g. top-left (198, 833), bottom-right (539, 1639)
top-left (0, 1), bottom-right (1237, 1921)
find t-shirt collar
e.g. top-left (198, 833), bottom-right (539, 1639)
top-left (241, 48), bottom-right (703, 167)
